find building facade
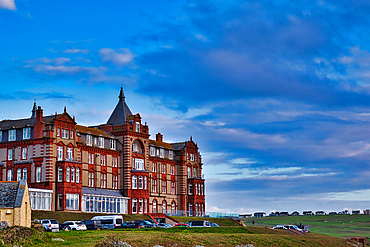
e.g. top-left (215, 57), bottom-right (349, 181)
top-left (0, 87), bottom-right (205, 216)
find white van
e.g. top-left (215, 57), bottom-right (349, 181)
top-left (91, 215), bottom-right (123, 229)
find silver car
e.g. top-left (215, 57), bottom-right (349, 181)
top-left (41, 219), bottom-right (59, 232)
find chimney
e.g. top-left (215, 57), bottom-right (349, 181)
top-left (34, 106), bottom-right (44, 139)
top-left (156, 133), bottom-right (163, 142)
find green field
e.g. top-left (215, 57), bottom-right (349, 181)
top-left (242, 214), bottom-right (370, 239)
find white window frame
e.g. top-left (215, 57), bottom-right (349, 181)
top-left (135, 122), bottom-right (140, 132)
top-left (36, 167), bottom-right (41, 182)
top-left (162, 180), bottom-right (167, 194)
top-left (76, 168), bottom-right (80, 183)
top-left (71, 167), bottom-right (75, 183)
top-left (153, 200), bottom-right (157, 213)
top-left (138, 176), bottom-right (143, 189)
top-left (99, 137), bottom-right (104, 148)
top-left (88, 172), bottom-right (95, 187)
top-left (169, 150), bottom-right (174, 160)
top-left (101, 155), bottom-right (106, 166)
top-left (22, 147), bottom-right (27, 160)
top-left (66, 193), bottom-right (79, 210)
top-left (23, 168), bottom-right (27, 180)
top-left (162, 201), bottom-right (167, 214)
top-left (160, 148), bottom-right (164, 158)
top-left (57, 146), bottom-right (63, 161)
top-left (70, 130), bottom-right (74, 139)
top-left (134, 158), bottom-right (144, 170)
top-left (112, 175), bottom-right (118, 189)
top-left (67, 147), bottom-right (73, 161)
top-left (66, 167), bottom-right (70, 182)
top-left (187, 167), bottom-right (191, 178)
top-left (188, 183), bottom-right (193, 195)
top-left (139, 198), bottom-right (143, 214)
top-left (132, 176), bottom-right (137, 189)
top-left (58, 167), bottom-right (63, 182)
top-left (193, 167), bottom-right (197, 178)
top-left (110, 139), bottom-right (116, 150)
top-left (152, 179), bottom-right (157, 193)
top-left (132, 198), bottom-right (137, 214)
top-left (144, 176), bottom-right (147, 190)
top-left (171, 165), bottom-right (175, 175)
top-left (171, 182), bottom-right (176, 195)
top-left (62, 129), bottom-right (69, 139)
top-left (17, 168), bottom-right (21, 181)
top-left (8, 129), bottom-right (16, 141)
top-left (86, 134), bottom-right (92, 146)
top-left (57, 128), bottom-right (60, 137)
top-left (152, 163), bottom-right (157, 173)
top-left (7, 149), bottom-right (13, 161)
top-left (150, 146), bottom-right (155, 156)
top-left (23, 127), bottom-right (31, 140)
top-left (112, 157), bottom-right (118, 167)
top-left (7, 170), bottom-right (12, 181)
top-left (162, 164), bottom-right (166, 174)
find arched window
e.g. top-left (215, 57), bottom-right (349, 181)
top-left (23, 168), bottom-right (27, 180)
top-left (132, 176), bottom-right (137, 189)
top-left (187, 166), bottom-right (191, 177)
top-left (66, 167), bottom-right (70, 182)
top-left (58, 167), bottom-right (63, 182)
top-left (144, 199), bottom-right (147, 214)
top-left (188, 183), bottom-right (193, 195)
top-left (193, 167), bottom-right (197, 178)
top-left (132, 140), bottom-right (144, 153)
top-left (153, 200), bottom-right (157, 213)
top-left (144, 176), bottom-right (147, 190)
top-left (171, 201), bottom-right (176, 215)
top-left (138, 176), bottom-right (143, 189)
top-left (162, 200), bottom-right (167, 214)
top-left (139, 198), bottom-right (143, 214)
top-left (71, 167), bottom-right (75, 182)
top-left (76, 168), bottom-right (80, 183)
top-left (132, 198), bottom-right (137, 214)
top-left (17, 168), bottom-right (21, 181)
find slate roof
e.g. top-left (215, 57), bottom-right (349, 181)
top-left (170, 142), bottom-right (186, 150)
top-left (149, 140), bottom-right (175, 150)
top-left (0, 180), bottom-right (27, 208)
top-left (76, 125), bottom-right (113, 138)
top-left (0, 114), bottom-right (59, 131)
top-left (106, 87), bottom-right (133, 126)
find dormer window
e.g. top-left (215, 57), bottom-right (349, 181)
top-left (23, 127), bottom-right (31, 140)
top-left (8, 129), bottom-right (16, 141)
top-left (99, 137), bottom-right (104, 148)
top-left (110, 139), bottom-right (116, 150)
top-left (86, 134), bottom-right (92, 146)
top-left (150, 146), bottom-right (155, 156)
top-left (160, 148), bottom-right (164, 158)
top-left (135, 122), bottom-right (140, 132)
top-left (169, 150), bottom-right (174, 160)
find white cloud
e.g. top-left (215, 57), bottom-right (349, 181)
top-left (63, 48), bottom-right (89, 54)
top-left (99, 48), bottom-right (136, 65)
top-left (26, 64), bottom-right (108, 75)
top-left (201, 121), bottom-right (225, 127)
top-left (26, 57), bottom-right (71, 65)
top-left (0, 0), bottom-right (16, 10)
top-left (194, 34), bottom-right (209, 42)
top-left (324, 189), bottom-right (370, 201)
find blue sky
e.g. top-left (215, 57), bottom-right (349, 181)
top-left (2, 0), bottom-right (370, 214)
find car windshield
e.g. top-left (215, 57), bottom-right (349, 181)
top-left (42, 221), bottom-right (49, 224)
top-left (50, 220), bottom-right (58, 224)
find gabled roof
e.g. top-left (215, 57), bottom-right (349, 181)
top-left (76, 125), bottom-right (113, 138)
top-left (0, 180), bottom-right (27, 208)
top-left (0, 114), bottom-right (64, 131)
top-left (149, 140), bottom-right (174, 150)
top-left (106, 87), bottom-right (133, 126)
top-left (170, 142), bottom-right (185, 150)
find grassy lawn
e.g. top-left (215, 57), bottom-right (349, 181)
top-left (38, 227), bottom-right (350, 247)
top-left (242, 214), bottom-right (370, 239)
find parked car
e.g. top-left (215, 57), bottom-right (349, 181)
top-left (59, 222), bottom-right (71, 231)
top-left (119, 221), bottom-right (145, 229)
top-left (91, 215), bottom-right (123, 229)
top-left (186, 220), bottom-right (211, 227)
top-left (174, 223), bottom-right (190, 227)
top-left (80, 220), bottom-right (101, 230)
top-left (272, 225), bottom-right (302, 232)
top-left (210, 222), bottom-right (219, 227)
top-left (157, 223), bottom-right (172, 228)
top-left (41, 219), bottom-right (59, 232)
top-left (133, 220), bottom-right (155, 228)
top-left (62, 221), bottom-right (87, 231)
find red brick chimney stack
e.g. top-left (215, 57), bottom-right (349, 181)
top-left (156, 133), bottom-right (163, 142)
top-left (34, 106), bottom-right (44, 139)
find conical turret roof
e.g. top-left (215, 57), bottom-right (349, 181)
top-left (106, 87), bottom-right (133, 126)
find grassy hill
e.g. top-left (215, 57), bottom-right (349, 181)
top-left (242, 214), bottom-right (370, 239)
top-left (39, 226), bottom-right (351, 247)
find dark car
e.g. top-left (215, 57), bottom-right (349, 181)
top-left (80, 220), bottom-right (101, 230)
top-left (174, 223), bottom-right (190, 227)
top-left (133, 220), bottom-right (155, 228)
top-left (119, 221), bottom-right (145, 229)
top-left (59, 222), bottom-right (71, 231)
